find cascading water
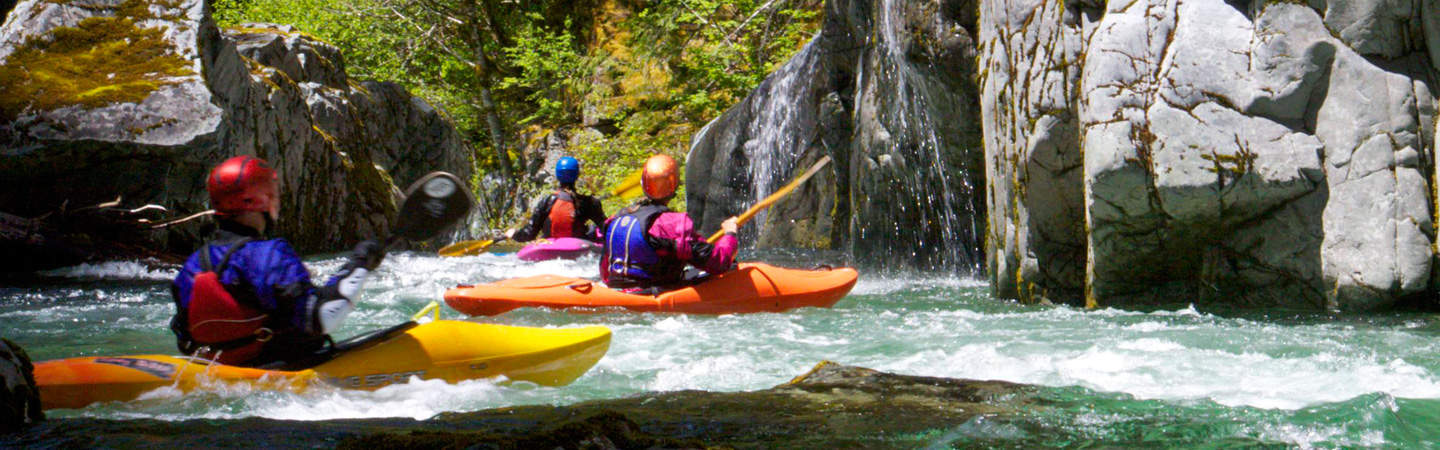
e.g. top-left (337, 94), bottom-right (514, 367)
top-left (847, 0), bottom-right (984, 272)
top-left (687, 0), bottom-right (985, 273)
top-left (742, 40), bottom-right (822, 223)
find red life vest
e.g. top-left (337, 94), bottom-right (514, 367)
top-left (547, 191), bottom-right (577, 238)
top-left (186, 239), bottom-right (271, 365)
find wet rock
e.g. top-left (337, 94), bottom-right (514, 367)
top-left (687, 0), bottom-right (984, 271)
top-left (0, 338), bottom-right (42, 432)
top-left (0, 1), bottom-right (470, 268)
top-left (0, 362), bottom-right (1036, 447)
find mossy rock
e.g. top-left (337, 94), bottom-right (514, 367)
top-left (0, 0), bottom-right (194, 121)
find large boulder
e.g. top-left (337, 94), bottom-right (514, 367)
top-left (0, 0), bottom-right (470, 268)
top-left (979, 0), bottom-right (1439, 311)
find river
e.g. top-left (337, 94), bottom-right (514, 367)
top-left (4, 250), bottom-right (1440, 447)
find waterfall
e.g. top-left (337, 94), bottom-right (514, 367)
top-left (686, 0), bottom-right (984, 272)
top-left (740, 39), bottom-right (823, 225)
top-left (848, 0), bottom-right (983, 272)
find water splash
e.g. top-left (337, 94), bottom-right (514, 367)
top-left (847, 0), bottom-right (983, 272)
top-left (742, 39), bottom-right (823, 227)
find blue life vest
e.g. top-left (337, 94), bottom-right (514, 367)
top-left (604, 205), bottom-right (677, 287)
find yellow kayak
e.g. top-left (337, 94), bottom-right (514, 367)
top-left (34, 320), bottom-right (611, 410)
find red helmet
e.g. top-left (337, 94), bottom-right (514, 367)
top-left (207, 155), bottom-right (278, 216)
top-left (641, 154), bottom-right (679, 200)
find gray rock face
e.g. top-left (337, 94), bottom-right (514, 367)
top-left (981, 0), bottom-right (1438, 311)
top-left (979, 0), bottom-right (1089, 303)
top-left (0, 1), bottom-right (470, 258)
top-left (687, 38), bottom-right (853, 254)
top-left (687, 0), bottom-right (984, 270)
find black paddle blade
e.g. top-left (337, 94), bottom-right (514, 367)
top-left (393, 172), bottom-right (474, 242)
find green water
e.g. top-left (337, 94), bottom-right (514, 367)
top-left (4, 251), bottom-right (1440, 447)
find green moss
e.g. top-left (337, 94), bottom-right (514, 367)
top-left (0, 10), bottom-right (193, 120)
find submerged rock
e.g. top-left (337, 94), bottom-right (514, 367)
top-left (0, 0), bottom-right (470, 270)
top-left (0, 362), bottom-right (1036, 447)
top-left (0, 338), bottom-right (42, 432)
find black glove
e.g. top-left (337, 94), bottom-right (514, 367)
top-left (348, 239), bottom-right (386, 271)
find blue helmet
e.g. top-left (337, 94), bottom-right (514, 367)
top-left (555, 156), bottom-right (580, 184)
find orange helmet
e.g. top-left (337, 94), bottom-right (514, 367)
top-left (208, 155), bottom-right (278, 217)
top-left (641, 154), bottom-right (679, 200)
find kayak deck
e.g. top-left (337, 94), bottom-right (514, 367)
top-left (516, 237), bottom-right (601, 261)
top-left (33, 321), bottom-right (611, 410)
top-left (444, 263), bottom-right (859, 316)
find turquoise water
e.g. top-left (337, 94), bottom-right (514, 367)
top-left (4, 251), bottom-right (1440, 446)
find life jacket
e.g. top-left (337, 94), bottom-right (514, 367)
top-left (185, 238), bottom-right (272, 365)
top-left (604, 205), bottom-right (681, 287)
top-left (547, 191), bottom-right (577, 238)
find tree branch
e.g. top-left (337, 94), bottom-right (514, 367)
top-left (723, 0), bottom-right (781, 42)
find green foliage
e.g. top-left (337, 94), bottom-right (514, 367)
top-left (627, 0), bottom-right (821, 119)
top-left (499, 15), bottom-right (597, 126)
top-left (210, 0), bottom-right (822, 221)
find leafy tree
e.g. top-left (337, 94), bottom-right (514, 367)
top-left (212, 0), bottom-right (822, 223)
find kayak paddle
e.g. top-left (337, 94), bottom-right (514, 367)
top-left (607, 168), bottom-right (644, 200)
top-left (390, 171), bottom-right (475, 247)
top-left (707, 155), bottom-right (832, 244)
top-left (264, 175), bottom-right (472, 371)
top-left (438, 168), bottom-right (645, 257)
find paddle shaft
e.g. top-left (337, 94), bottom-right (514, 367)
top-left (707, 156), bottom-right (832, 244)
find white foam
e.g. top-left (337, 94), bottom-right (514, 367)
top-left (38, 260), bottom-right (177, 280)
top-left (851, 275), bottom-right (986, 295)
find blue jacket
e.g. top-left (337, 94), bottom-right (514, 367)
top-left (170, 222), bottom-right (341, 364)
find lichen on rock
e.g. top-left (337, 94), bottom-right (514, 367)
top-left (0, 12), bottom-right (192, 120)
top-left (0, 0), bottom-right (471, 269)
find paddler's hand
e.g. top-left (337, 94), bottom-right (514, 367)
top-left (504, 228), bottom-right (517, 240)
top-left (349, 239), bottom-right (386, 270)
top-left (721, 217), bottom-right (739, 235)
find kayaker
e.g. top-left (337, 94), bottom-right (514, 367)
top-left (601, 154), bottom-right (740, 292)
top-left (507, 156), bottom-right (608, 243)
top-left (169, 155), bottom-right (384, 367)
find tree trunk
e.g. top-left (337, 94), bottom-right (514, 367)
top-left (470, 14), bottom-right (513, 181)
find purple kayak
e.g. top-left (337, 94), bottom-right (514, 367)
top-left (516, 237), bottom-right (601, 261)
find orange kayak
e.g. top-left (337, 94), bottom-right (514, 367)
top-left (444, 263), bottom-right (858, 316)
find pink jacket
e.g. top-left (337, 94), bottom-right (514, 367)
top-left (648, 212), bottom-right (738, 274)
top-left (598, 210), bottom-right (739, 285)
